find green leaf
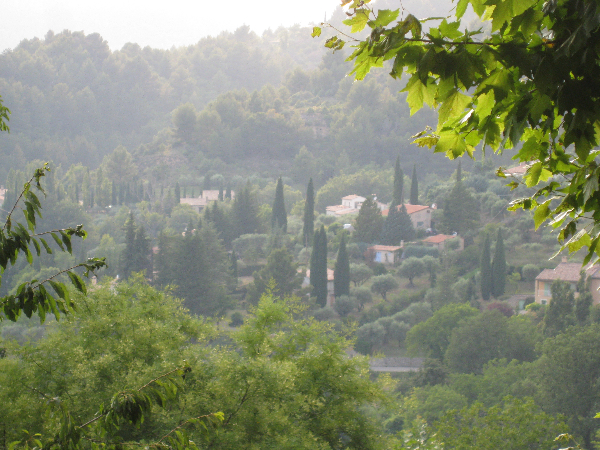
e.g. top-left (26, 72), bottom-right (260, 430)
top-left (489, 0), bottom-right (537, 31)
top-left (343, 9), bottom-right (370, 33)
top-left (67, 272), bottom-right (86, 295)
top-left (524, 162), bottom-right (552, 187)
top-left (456, 0), bottom-right (469, 18)
top-left (436, 130), bottom-right (467, 159)
top-left (438, 89), bottom-right (472, 125)
top-left (369, 9), bottom-right (399, 27)
top-left (404, 76), bottom-right (436, 114)
top-left (40, 238), bottom-right (52, 254)
top-left (311, 27), bottom-right (322, 38)
top-left (51, 233), bottom-right (64, 251)
top-left (533, 200), bottom-right (552, 229)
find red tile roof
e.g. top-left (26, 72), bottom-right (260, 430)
top-left (382, 204), bottom-right (431, 216)
top-left (536, 262), bottom-right (600, 282)
top-left (368, 245), bottom-right (403, 252)
top-left (423, 234), bottom-right (456, 244)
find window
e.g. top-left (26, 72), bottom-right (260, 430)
top-left (544, 283), bottom-right (551, 296)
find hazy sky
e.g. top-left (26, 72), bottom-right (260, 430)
top-left (2, 0), bottom-right (342, 51)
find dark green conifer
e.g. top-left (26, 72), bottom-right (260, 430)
top-left (380, 204), bottom-right (415, 245)
top-left (410, 165), bottom-right (419, 205)
top-left (219, 183), bottom-right (224, 201)
top-left (271, 177), bottom-right (287, 232)
top-left (226, 185), bottom-right (232, 200)
top-left (480, 235), bottom-right (492, 301)
top-left (353, 196), bottom-right (382, 243)
top-left (334, 234), bottom-right (350, 297)
top-left (491, 228), bottom-right (506, 298)
top-left (303, 178), bottom-right (315, 247)
top-left (393, 156), bottom-right (404, 205)
top-left (310, 226), bottom-right (328, 307)
top-left (230, 250), bottom-right (238, 280)
top-left (121, 212), bottom-right (136, 279)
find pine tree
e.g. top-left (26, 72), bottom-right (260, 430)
top-left (480, 235), bottom-right (492, 301)
top-left (303, 178), bottom-right (315, 247)
top-left (174, 183), bottom-right (181, 204)
top-left (310, 226), bottom-right (328, 307)
top-left (392, 156), bottom-right (404, 205)
top-left (410, 165), bottom-right (419, 205)
top-left (271, 177), bottom-right (287, 232)
top-left (334, 233), bottom-right (350, 298)
top-left (491, 228), bottom-right (506, 298)
top-left (353, 196), bottom-right (383, 243)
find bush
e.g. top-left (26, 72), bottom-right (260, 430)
top-left (229, 312), bottom-right (244, 327)
top-left (313, 307), bottom-right (336, 321)
top-left (402, 246), bottom-right (439, 259)
top-left (371, 262), bottom-right (388, 275)
top-left (351, 286), bottom-right (373, 311)
top-left (486, 301), bottom-right (514, 317)
top-left (522, 264), bottom-right (541, 282)
top-left (334, 295), bottom-right (357, 317)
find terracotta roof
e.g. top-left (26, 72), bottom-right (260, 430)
top-left (325, 205), bottom-right (359, 215)
top-left (503, 162), bottom-right (531, 176)
top-left (536, 262), bottom-right (600, 282)
top-left (368, 245), bottom-right (403, 252)
top-left (423, 234), bottom-right (457, 244)
top-left (382, 204), bottom-right (431, 216)
top-left (342, 194), bottom-right (363, 200)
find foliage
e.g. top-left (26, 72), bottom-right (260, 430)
top-left (480, 235), bottom-right (492, 301)
top-left (543, 280), bottom-right (576, 337)
top-left (333, 294), bottom-right (357, 317)
top-left (398, 257), bottom-right (426, 287)
top-left (271, 177), bottom-right (287, 232)
top-left (350, 263), bottom-right (373, 287)
top-left (334, 233), bottom-right (350, 297)
top-left (410, 165), bottom-right (419, 205)
top-left (406, 303), bottom-right (479, 360)
top-left (316, 0), bottom-right (600, 262)
top-left (491, 229), bottom-right (506, 298)
top-left (433, 397), bottom-right (568, 449)
top-left (381, 204), bottom-right (415, 245)
top-left (393, 156), bottom-right (404, 205)
top-left (310, 226), bottom-right (328, 307)
top-left (0, 164), bottom-right (105, 323)
top-left (522, 264), bottom-right (541, 282)
top-left (353, 196), bottom-right (383, 244)
top-left (302, 178), bottom-right (314, 247)
top-left (370, 274), bottom-right (399, 300)
top-left (247, 248), bottom-right (302, 304)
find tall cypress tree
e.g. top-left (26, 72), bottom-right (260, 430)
top-left (271, 177), bottom-right (287, 232)
top-left (303, 178), bottom-right (315, 247)
top-left (393, 156), bottom-right (404, 205)
top-left (480, 234), bottom-right (492, 301)
top-left (410, 164), bottom-right (419, 205)
top-left (353, 196), bottom-right (383, 244)
top-left (334, 233), bottom-right (350, 297)
top-left (121, 212), bottom-right (136, 279)
top-left (218, 183), bottom-right (224, 201)
top-left (226, 184), bottom-right (232, 200)
top-left (310, 226), bottom-right (328, 307)
top-left (381, 204), bottom-right (415, 245)
top-left (491, 228), bottom-right (506, 298)
top-left (133, 225), bottom-right (151, 277)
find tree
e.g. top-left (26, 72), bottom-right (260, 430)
top-left (398, 257), bottom-right (426, 287)
top-left (392, 156), bottom-right (403, 205)
top-left (232, 182), bottom-right (261, 238)
top-left (370, 274), bottom-right (399, 300)
top-left (380, 204), bottom-right (415, 245)
top-left (310, 226), bottom-right (328, 307)
top-left (271, 177), bottom-right (287, 232)
top-left (575, 272), bottom-right (593, 325)
top-left (334, 233), bottom-right (350, 297)
top-left (174, 182), bottom-right (181, 204)
top-left (353, 196), bottom-right (383, 243)
top-left (441, 180), bottom-right (478, 234)
top-left (543, 280), bottom-right (576, 337)
top-left (406, 303), bottom-right (480, 360)
top-left (0, 164), bottom-right (105, 323)
top-left (302, 178), bottom-right (315, 247)
top-left (247, 247), bottom-right (302, 304)
top-left (410, 164), bottom-right (418, 205)
top-left (350, 263), bottom-right (373, 287)
top-left (480, 235), bottom-right (492, 301)
top-left (491, 229), bottom-right (506, 298)
top-left (314, 0), bottom-right (600, 262)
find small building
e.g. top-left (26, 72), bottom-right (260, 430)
top-left (326, 194), bottom-right (388, 217)
top-left (303, 268), bottom-right (336, 307)
top-left (366, 245), bottom-right (403, 265)
top-left (422, 234), bottom-right (464, 252)
top-left (179, 189), bottom-right (235, 213)
top-left (382, 204), bottom-right (433, 230)
top-left (535, 258), bottom-right (600, 305)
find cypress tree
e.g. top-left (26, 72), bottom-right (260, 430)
top-left (393, 156), bottom-right (404, 205)
top-left (310, 226), bottom-right (328, 307)
top-left (183, 185), bottom-right (187, 198)
top-left (174, 182), bottom-right (181, 204)
top-left (218, 183), bottom-right (224, 201)
top-left (381, 204), bottom-right (415, 245)
top-left (303, 178), bottom-right (315, 247)
top-left (334, 234), bottom-right (350, 297)
top-left (230, 250), bottom-right (238, 281)
top-left (226, 184), bottom-right (232, 200)
top-left (203, 175), bottom-right (211, 191)
top-left (271, 177), bottom-right (287, 232)
top-left (353, 196), bottom-right (383, 244)
top-left (410, 164), bottom-right (419, 205)
top-left (480, 235), bottom-right (492, 301)
top-left (133, 225), bottom-right (151, 276)
top-left (491, 228), bottom-right (506, 298)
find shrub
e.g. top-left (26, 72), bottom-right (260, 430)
top-left (229, 312), bottom-right (244, 327)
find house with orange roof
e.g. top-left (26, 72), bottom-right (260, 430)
top-left (179, 189), bottom-right (234, 213)
top-left (382, 204), bottom-right (433, 230)
top-left (535, 257), bottom-right (600, 305)
top-left (365, 245), bottom-right (403, 265)
top-left (422, 234), bottom-right (464, 252)
top-left (326, 194), bottom-right (387, 217)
